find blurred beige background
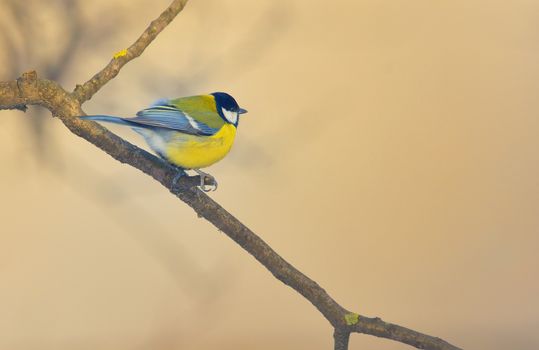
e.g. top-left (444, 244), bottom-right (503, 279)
top-left (1, 0), bottom-right (538, 349)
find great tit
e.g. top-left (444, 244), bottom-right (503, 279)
top-left (81, 92), bottom-right (247, 191)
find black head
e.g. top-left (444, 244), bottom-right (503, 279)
top-left (211, 92), bottom-right (247, 126)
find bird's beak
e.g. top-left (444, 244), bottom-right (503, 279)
top-left (238, 108), bottom-right (248, 114)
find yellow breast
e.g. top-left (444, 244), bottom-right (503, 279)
top-left (165, 123), bottom-right (237, 169)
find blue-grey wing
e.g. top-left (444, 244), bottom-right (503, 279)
top-left (126, 104), bottom-right (218, 136)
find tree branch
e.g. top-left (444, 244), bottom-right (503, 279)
top-left (0, 2), bottom-right (463, 350)
top-left (72, 0), bottom-right (189, 103)
top-left (0, 73), bottom-right (207, 190)
top-left (350, 317), bottom-right (460, 349)
top-left (334, 328), bottom-right (350, 350)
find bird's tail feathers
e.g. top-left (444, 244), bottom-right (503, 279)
top-left (80, 115), bottom-right (133, 127)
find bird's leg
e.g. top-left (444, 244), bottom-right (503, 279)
top-left (171, 167), bottom-right (187, 189)
top-left (194, 169), bottom-right (218, 192)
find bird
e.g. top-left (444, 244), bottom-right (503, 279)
top-left (80, 92), bottom-right (247, 191)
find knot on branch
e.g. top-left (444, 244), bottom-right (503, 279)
top-left (17, 70), bottom-right (38, 97)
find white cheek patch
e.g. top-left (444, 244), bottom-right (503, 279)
top-left (222, 108), bottom-right (238, 124)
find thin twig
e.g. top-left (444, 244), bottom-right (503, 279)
top-left (334, 328), bottom-right (350, 350)
top-left (351, 317), bottom-right (460, 349)
top-left (72, 0), bottom-right (189, 103)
